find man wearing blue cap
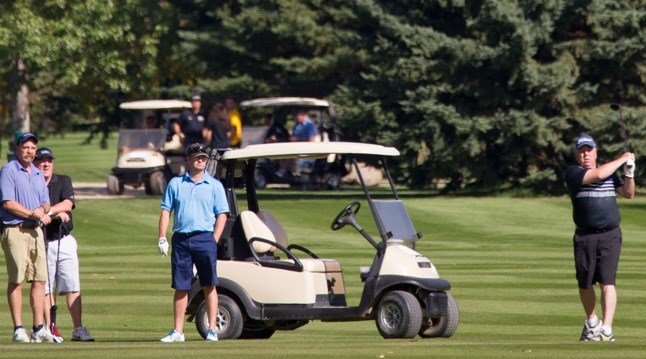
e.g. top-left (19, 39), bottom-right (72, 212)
top-left (0, 132), bottom-right (60, 343)
top-left (565, 133), bottom-right (635, 342)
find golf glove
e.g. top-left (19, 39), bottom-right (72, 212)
top-left (158, 237), bottom-right (169, 256)
top-left (624, 159), bottom-right (635, 178)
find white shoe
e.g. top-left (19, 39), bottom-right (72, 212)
top-left (160, 329), bottom-right (185, 343)
top-left (12, 328), bottom-right (30, 343)
top-left (580, 319), bottom-right (601, 341)
top-left (205, 329), bottom-right (218, 341)
top-left (31, 327), bottom-right (62, 343)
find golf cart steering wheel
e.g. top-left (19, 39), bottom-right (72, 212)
top-left (331, 201), bottom-right (361, 231)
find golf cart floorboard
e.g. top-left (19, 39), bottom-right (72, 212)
top-left (260, 305), bottom-right (366, 321)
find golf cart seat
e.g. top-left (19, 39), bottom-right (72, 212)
top-left (258, 209), bottom-right (321, 260)
top-left (257, 210), bottom-right (288, 248)
top-left (240, 211), bottom-right (341, 273)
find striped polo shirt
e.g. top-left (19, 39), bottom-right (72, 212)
top-left (565, 165), bottom-right (623, 231)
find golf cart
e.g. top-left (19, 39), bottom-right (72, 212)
top-left (239, 97), bottom-right (346, 190)
top-left (184, 141), bottom-right (459, 340)
top-left (107, 100), bottom-right (191, 195)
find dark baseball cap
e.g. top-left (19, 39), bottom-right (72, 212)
top-left (190, 93), bottom-right (202, 101)
top-left (35, 147), bottom-right (55, 160)
top-left (575, 134), bottom-right (596, 149)
top-left (17, 132), bottom-right (38, 146)
top-left (186, 143), bottom-right (209, 157)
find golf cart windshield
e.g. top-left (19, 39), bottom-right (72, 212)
top-left (371, 200), bottom-right (420, 243)
top-left (117, 129), bottom-right (168, 152)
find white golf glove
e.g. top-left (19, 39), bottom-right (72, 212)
top-left (624, 159), bottom-right (635, 178)
top-left (158, 237), bottom-right (169, 256)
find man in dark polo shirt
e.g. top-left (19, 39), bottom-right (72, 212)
top-left (565, 134), bottom-right (635, 342)
top-left (173, 93), bottom-right (206, 148)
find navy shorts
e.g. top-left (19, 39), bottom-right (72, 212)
top-left (573, 227), bottom-right (622, 288)
top-left (171, 231), bottom-right (218, 290)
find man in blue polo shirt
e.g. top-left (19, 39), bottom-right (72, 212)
top-left (0, 132), bottom-right (59, 343)
top-left (565, 133), bottom-right (635, 342)
top-left (157, 143), bottom-right (229, 342)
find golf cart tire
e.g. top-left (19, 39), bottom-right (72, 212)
top-left (147, 170), bottom-right (167, 195)
top-left (419, 293), bottom-right (459, 338)
top-left (375, 290), bottom-right (423, 339)
top-left (195, 295), bottom-right (244, 340)
top-left (107, 175), bottom-right (124, 195)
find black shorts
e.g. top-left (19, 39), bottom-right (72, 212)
top-left (573, 227), bottom-right (622, 288)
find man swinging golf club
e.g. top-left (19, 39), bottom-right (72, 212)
top-left (565, 134), bottom-right (635, 342)
top-left (34, 147), bottom-right (95, 342)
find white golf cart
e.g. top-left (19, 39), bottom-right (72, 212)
top-left (107, 100), bottom-right (191, 195)
top-left (239, 97), bottom-right (346, 190)
top-left (185, 141), bottom-right (459, 340)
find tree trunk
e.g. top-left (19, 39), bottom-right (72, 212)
top-left (11, 58), bottom-right (30, 134)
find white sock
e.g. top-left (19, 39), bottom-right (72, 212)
top-left (586, 316), bottom-right (600, 327)
top-left (601, 325), bottom-right (612, 334)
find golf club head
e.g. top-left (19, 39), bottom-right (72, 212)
top-left (610, 103), bottom-right (622, 111)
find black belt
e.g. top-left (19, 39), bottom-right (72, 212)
top-left (178, 231), bottom-right (210, 237)
top-left (576, 226), bottom-right (617, 235)
top-left (3, 223), bottom-right (40, 230)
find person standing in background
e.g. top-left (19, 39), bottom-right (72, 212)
top-left (173, 94), bottom-right (206, 148)
top-left (226, 96), bottom-right (242, 147)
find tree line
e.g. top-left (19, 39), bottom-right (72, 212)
top-left (1, 0), bottom-right (644, 193)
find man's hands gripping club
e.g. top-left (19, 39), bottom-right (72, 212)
top-left (158, 237), bottom-right (169, 256)
top-left (624, 153), bottom-right (636, 178)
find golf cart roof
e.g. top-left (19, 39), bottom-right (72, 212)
top-left (240, 97), bottom-right (330, 109)
top-left (221, 141), bottom-right (399, 161)
top-left (119, 100), bottom-right (192, 110)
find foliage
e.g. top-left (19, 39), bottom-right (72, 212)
top-left (0, 0), bottom-right (644, 193)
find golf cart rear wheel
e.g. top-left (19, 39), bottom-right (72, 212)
top-left (107, 175), bottom-right (124, 195)
top-left (375, 290), bottom-right (423, 339)
top-left (195, 295), bottom-right (244, 340)
top-left (147, 170), bottom-right (167, 195)
top-left (419, 293), bottom-right (459, 338)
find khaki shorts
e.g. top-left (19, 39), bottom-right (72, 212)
top-left (1, 226), bottom-right (47, 283)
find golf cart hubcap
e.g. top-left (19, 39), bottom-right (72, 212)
top-left (380, 303), bottom-right (403, 329)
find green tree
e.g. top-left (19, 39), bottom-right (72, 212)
top-left (0, 1), bottom-right (174, 140)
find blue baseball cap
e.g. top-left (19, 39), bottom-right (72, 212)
top-left (17, 132), bottom-right (38, 146)
top-left (35, 147), bottom-right (55, 160)
top-left (575, 134), bottom-right (596, 149)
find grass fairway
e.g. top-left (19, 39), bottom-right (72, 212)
top-left (0, 194), bottom-right (645, 358)
top-left (1, 133), bottom-right (646, 357)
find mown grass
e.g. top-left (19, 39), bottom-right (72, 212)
top-left (1, 195), bottom-right (646, 358)
top-left (1, 133), bottom-right (646, 357)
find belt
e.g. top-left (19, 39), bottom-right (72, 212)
top-left (576, 226), bottom-right (617, 235)
top-left (3, 223), bottom-right (40, 230)
top-left (178, 231), bottom-right (210, 237)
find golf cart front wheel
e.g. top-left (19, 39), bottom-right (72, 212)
top-left (375, 290), bottom-right (423, 339)
top-left (419, 293), bottom-right (459, 338)
top-left (107, 175), bottom-right (124, 195)
top-left (195, 295), bottom-right (244, 340)
top-left (147, 170), bottom-right (167, 195)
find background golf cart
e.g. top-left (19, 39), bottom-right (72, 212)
top-left (239, 97), bottom-right (346, 190)
top-left (107, 100), bottom-right (191, 195)
top-left (185, 141), bottom-right (459, 340)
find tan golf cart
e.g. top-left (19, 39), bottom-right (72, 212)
top-left (184, 141), bottom-right (459, 340)
top-left (107, 100), bottom-right (190, 195)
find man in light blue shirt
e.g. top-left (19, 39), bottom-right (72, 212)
top-left (157, 143), bottom-right (229, 343)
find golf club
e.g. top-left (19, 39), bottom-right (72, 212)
top-left (610, 103), bottom-right (633, 170)
top-left (610, 103), bottom-right (630, 152)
